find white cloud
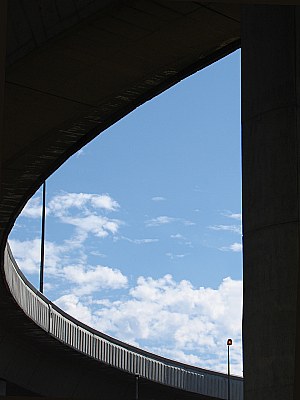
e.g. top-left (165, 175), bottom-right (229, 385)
top-left (146, 216), bottom-right (195, 227)
top-left (61, 215), bottom-right (121, 238)
top-left (219, 243), bottom-right (243, 253)
top-left (18, 192), bottom-right (121, 243)
top-left (166, 252), bottom-right (186, 260)
top-left (9, 236), bottom-right (127, 295)
top-left (20, 197), bottom-right (44, 219)
top-left (48, 192), bottom-right (119, 216)
top-left (223, 212), bottom-right (242, 221)
top-left (9, 193), bottom-right (123, 289)
top-left (152, 196), bottom-right (166, 202)
top-left (43, 282), bottom-right (55, 292)
top-left (148, 347), bottom-right (204, 368)
top-left (90, 251), bottom-right (107, 258)
top-left (9, 238), bottom-right (67, 275)
top-left (77, 274), bottom-right (243, 375)
top-left (170, 234), bottom-right (185, 239)
top-left (133, 238), bottom-right (159, 244)
top-left (9, 238), bottom-right (41, 274)
top-left (209, 225), bottom-right (241, 234)
top-left (121, 236), bottom-right (159, 245)
top-left (170, 234), bottom-right (193, 248)
top-left (45, 192), bottom-right (122, 241)
top-left (90, 195), bottom-right (119, 211)
top-left (146, 216), bottom-right (175, 227)
top-left (54, 294), bottom-right (93, 326)
top-left (183, 220), bottom-right (195, 226)
top-left (62, 264), bottom-right (128, 295)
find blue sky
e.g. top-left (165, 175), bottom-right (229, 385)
top-left (9, 50), bottom-right (242, 376)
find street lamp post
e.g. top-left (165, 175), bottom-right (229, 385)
top-left (227, 339), bottom-right (232, 400)
top-left (39, 181), bottom-right (46, 294)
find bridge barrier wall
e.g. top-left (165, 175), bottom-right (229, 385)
top-left (3, 243), bottom-right (243, 399)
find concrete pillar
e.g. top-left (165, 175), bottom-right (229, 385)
top-left (242, 6), bottom-right (300, 400)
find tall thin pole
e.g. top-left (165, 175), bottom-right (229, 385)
top-left (227, 345), bottom-right (230, 400)
top-left (39, 181), bottom-right (46, 293)
top-left (227, 339), bottom-right (232, 400)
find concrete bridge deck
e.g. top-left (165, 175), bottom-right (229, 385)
top-left (0, 243), bottom-right (243, 399)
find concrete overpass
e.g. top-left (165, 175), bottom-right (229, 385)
top-left (1, 242), bottom-right (243, 399)
top-left (1, 1), bottom-right (300, 399)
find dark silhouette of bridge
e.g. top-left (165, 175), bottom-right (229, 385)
top-left (1, 1), bottom-right (300, 400)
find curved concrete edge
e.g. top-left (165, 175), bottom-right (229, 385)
top-left (1, 38), bottom-right (241, 252)
top-left (2, 243), bottom-right (243, 399)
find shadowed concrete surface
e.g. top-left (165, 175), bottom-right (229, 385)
top-left (1, 1), bottom-right (300, 399)
top-left (242, 6), bottom-right (300, 400)
top-left (1, 0), bottom-right (241, 245)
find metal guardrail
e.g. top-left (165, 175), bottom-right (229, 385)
top-left (3, 243), bottom-right (243, 399)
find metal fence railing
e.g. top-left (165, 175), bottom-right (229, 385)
top-left (3, 243), bottom-right (243, 399)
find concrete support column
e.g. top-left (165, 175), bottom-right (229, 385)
top-left (242, 6), bottom-right (300, 400)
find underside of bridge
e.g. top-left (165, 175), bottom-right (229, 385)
top-left (0, 1), bottom-right (300, 399)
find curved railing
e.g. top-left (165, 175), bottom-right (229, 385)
top-left (3, 243), bottom-right (243, 399)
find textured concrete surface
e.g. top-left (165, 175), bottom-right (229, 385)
top-left (0, 0), bottom-right (240, 248)
top-left (242, 5), bottom-right (300, 400)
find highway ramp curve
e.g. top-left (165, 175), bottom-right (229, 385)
top-left (0, 1), bottom-right (242, 398)
top-left (0, 243), bottom-right (243, 399)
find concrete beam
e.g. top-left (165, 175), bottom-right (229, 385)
top-left (205, 1), bottom-right (300, 4)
